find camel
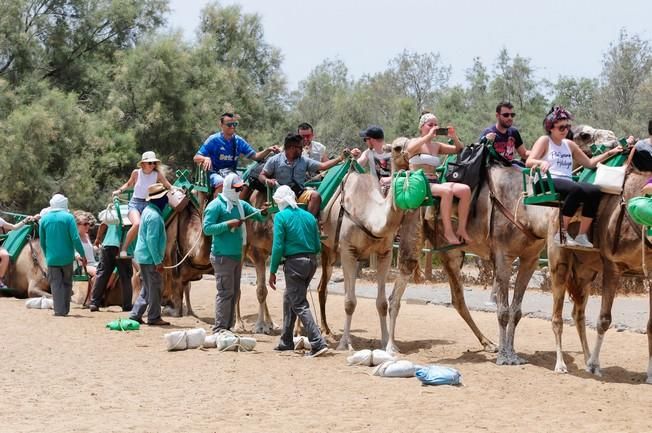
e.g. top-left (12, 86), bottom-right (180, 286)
top-left (386, 138), bottom-right (554, 364)
top-left (1, 234), bottom-right (49, 298)
top-left (318, 162), bottom-right (410, 351)
top-left (156, 185), bottom-right (277, 334)
top-left (547, 134), bottom-right (652, 383)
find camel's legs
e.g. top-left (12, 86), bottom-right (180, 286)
top-left (387, 273), bottom-right (409, 354)
top-left (440, 249), bottom-right (497, 352)
top-left (317, 247), bottom-right (334, 336)
top-left (251, 248), bottom-right (275, 334)
top-left (183, 282), bottom-right (195, 317)
top-left (502, 253), bottom-right (538, 365)
top-left (494, 253), bottom-right (513, 365)
top-left (568, 269), bottom-right (596, 368)
top-left (337, 247), bottom-right (358, 351)
top-left (375, 250), bottom-right (391, 349)
top-left (586, 263), bottom-right (619, 376)
top-left (550, 249), bottom-right (570, 373)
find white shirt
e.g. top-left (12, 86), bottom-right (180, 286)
top-left (544, 137), bottom-right (573, 179)
top-left (133, 169), bottom-right (159, 199)
top-left (303, 141), bottom-right (326, 162)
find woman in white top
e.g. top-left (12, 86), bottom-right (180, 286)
top-left (405, 113), bottom-right (472, 245)
top-left (113, 151), bottom-right (173, 257)
top-left (526, 106), bottom-right (623, 248)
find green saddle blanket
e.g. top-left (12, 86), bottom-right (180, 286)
top-left (2, 224), bottom-right (32, 262)
top-left (627, 196), bottom-right (652, 227)
top-left (316, 159), bottom-right (365, 210)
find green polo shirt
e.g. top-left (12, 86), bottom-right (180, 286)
top-left (270, 207), bottom-right (321, 274)
top-left (39, 209), bottom-right (85, 267)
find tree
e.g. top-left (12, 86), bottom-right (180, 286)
top-left (388, 50), bottom-right (451, 112)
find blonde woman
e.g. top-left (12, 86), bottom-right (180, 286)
top-left (113, 151), bottom-right (173, 257)
top-left (405, 113), bottom-right (472, 245)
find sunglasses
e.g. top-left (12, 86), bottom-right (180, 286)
top-left (556, 124), bottom-right (572, 132)
top-left (500, 113), bottom-right (516, 118)
top-left (225, 121), bottom-right (239, 128)
top-left (143, 161), bottom-right (157, 165)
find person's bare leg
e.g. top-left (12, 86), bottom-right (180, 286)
top-left (577, 216), bottom-right (592, 235)
top-left (307, 192), bottom-right (322, 219)
top-left (0, 249), bottom-right (9, 284)
top-left (452, 183), bottom-right (472, 243)
top-left (121, 210), bottom-right (141, 256)
top-left (430, 184), bottom-right (460, 245)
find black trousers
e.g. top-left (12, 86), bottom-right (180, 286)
top-left (552, 177), bottom-right (602, 218)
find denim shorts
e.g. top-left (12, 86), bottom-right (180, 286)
top-left (128, 197), bottom-right (147, 214)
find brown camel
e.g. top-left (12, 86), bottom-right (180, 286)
top-left (388, 139), bottom-right (553, 363)
top-left (2, 236), bottom-right (49, 298)
top-left (548, 166), bottom-right (652, 383)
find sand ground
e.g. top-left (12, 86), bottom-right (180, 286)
top-left (0, 269), bottom-right (650, 433)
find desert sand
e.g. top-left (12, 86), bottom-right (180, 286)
top-left (0, 269), bottom-right (650, 433)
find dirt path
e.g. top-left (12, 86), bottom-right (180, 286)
top-left (0, 268), bottom-right (650, 433)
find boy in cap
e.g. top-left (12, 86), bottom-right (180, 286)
top-left (357, 126), bottom-right (392, 195)
top-left (203, 173), bottom-right (268, 333)
top-left (128, 183), bottom-right (169, 326)
top-left (39, 194), bottom-right (86, 316)
top-left (269, 185), bottom-right (328, 358)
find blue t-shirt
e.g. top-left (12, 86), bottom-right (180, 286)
top-left (480, 125), bottom-right (523, 161)
top-left (197, 132), bottom-right (256, 171)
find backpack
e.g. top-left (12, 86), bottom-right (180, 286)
top-left (632, 140), bottom-right (652, 172)
top-left (393, 169), bottom-right (429, 210)
top-left (444, 144), bottom-right (488, 190)
top-left (243, 159), bottom-right (269, 193)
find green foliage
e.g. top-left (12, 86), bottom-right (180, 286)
top-left (1, 2), bottom-right (651, 218)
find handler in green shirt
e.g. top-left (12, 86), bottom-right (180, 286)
top-left (39, 194), bottom-right (85, 316)
top-left (203, 173), bottom-right (267, 333)
top-left (269, 185), bottom-right (327, 358)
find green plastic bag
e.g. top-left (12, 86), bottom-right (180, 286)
top-left (627, 196), bottom-right (652, 227)
top-left (106, 318), bottom-right (141, 331)
top-left (393, 169), bottom-right (428, 210)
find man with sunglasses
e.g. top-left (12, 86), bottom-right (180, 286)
top-left (480, 101), bottom-right (528, 164)
top-left (193, 113), bottom-right (279, 196)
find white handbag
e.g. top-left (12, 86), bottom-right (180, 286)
top-left (593, 147), bottom-right (635, 194)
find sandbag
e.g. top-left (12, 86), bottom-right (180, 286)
top-left (164, 331), bottom-right (188, 351)
top-left (293, 336), bottom-right (311, 351)
top-left (216, 331), bottom-right (256, 352)
top-left (203, 334), bottom-right (218, 348)
top-left (627, 196), bottom-right (652, 226)
top-left (105, 318), bottom-right (141, 331)
top-left (346, 349), bottom-right (373, 366)
top-left (25, 296), bottom-right (53, 309)
top-left (393, 170), bottom-right (429, 210)
top-left (185, 328), bottom-right (207, 349)
top-left (373, 360), bottom-right (421, 378)
top-left (371, 349), bottom-right (396, 365)
top-left (415, 365), bottom-right (462, 386)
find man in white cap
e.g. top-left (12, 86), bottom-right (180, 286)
top-left (128, 183), bottom-right (169, 326)
top-left (269, 185), bottom-right (328, 358)
top-left (39, 193), bottom-right (86, 316)
top-left (203, 173), bottom-right (268, 333)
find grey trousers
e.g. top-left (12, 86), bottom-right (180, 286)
top-left (48, 264), bottom-right (73, 316)
top-left (210, 255), bottom-right (242, 332)
top-left (90, 246), bottom-right (133, 310)
top-left (129, 264), bottom-right (162, 323)
top-left (280, 255), bottom-right (325, 350)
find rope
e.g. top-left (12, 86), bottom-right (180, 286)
top-left (642, 226), bottom-right (648, 277)
top-left (163, 227), bottom-right (204, 270)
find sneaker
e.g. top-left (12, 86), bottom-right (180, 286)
top-left (147, 318), bottom-right (170, 326)
top-left (306, 345), bottom-right (329, 358)
top-left (129, 317), bottom-right (144, 325)
top-left (274, 343), bottom-right (294, 352)
top-left (552, 230), bottom-right (566, 245)
top-left (89, 304), bottom-right (99, 312)
top-left (568, 233), bottom-right (594, 249)
top-left (0, 279), bottom-right (8, 289)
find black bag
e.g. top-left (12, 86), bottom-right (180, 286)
top-left (244, 161), bottom-right (267, 193)
top-left (632, 148), bottom-right (652, 172)
top-left (444, 144), bottom-right (488, 190)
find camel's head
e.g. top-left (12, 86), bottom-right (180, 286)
top-left (571, 125), bottom-right (618, 156)
top-left (391, 137), bottom-right (411, 172)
